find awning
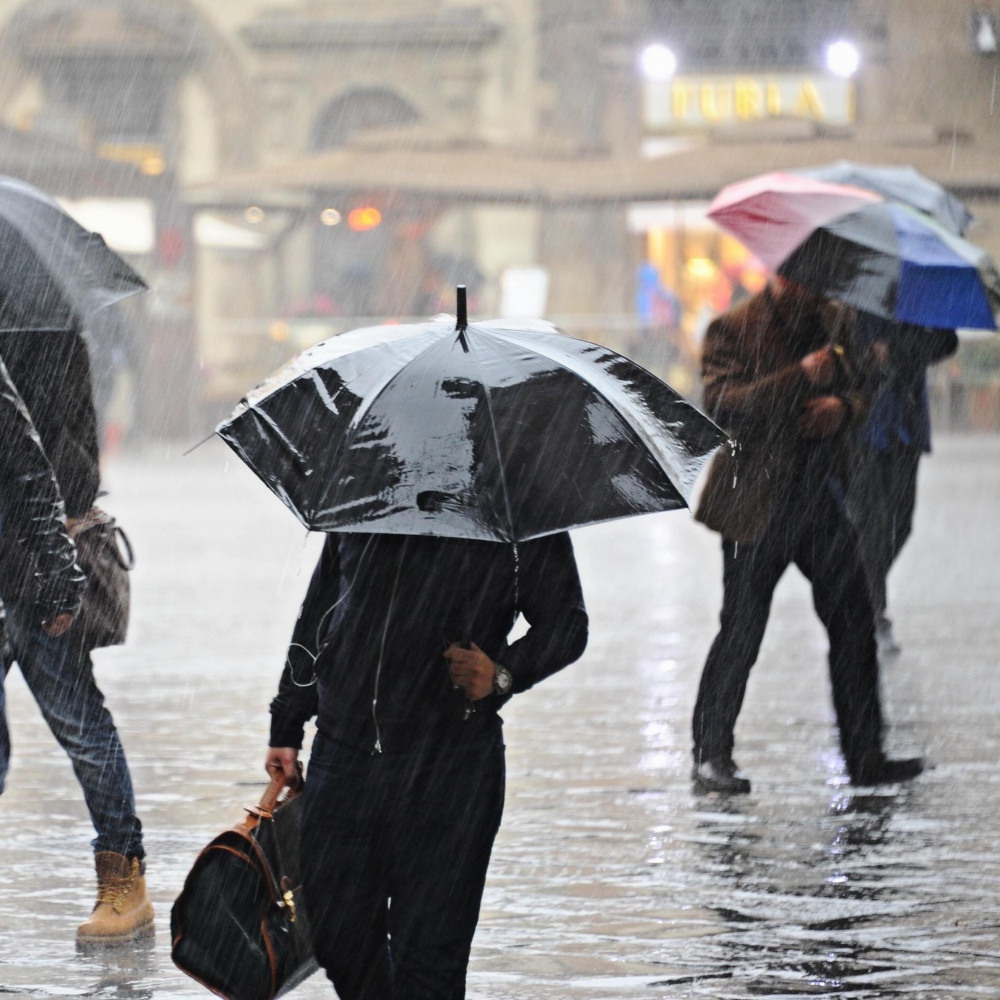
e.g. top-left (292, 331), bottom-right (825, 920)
top-left (187, 136), bottom-right (1000, 210)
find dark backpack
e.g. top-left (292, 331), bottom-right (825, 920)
top-left (171, 773), bottom-right (317, 1000)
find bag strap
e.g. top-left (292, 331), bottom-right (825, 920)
top-left (114, 526), bottom-right (135, 570)
top-left (67, 506), bottom-right (136, 571)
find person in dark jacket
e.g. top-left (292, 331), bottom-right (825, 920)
top-left (0, 329), bottom-right (153, 948)
top-left (843, 317), bottom-right (959, 654)
top-left (267, 530), bottom-right (588, 999)
top-left (691, 278), bottom-right (924, 793)
top-left (0, 355), bottom-right (82, 635)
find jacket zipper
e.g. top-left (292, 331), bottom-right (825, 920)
top-left (371, 542), bottom-right (408, 755)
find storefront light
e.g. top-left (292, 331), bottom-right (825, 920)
top-left (686, 257), bottom-right (718, 280)
top-left (348, 206), bottom-right (382, 232)
top-left (825, 40), bottom-right (860, 78)
top-left (640, 43), bottom-right (677, 82)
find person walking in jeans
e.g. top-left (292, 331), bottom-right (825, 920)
top-left (690, 279), bottom-right (924, 794)
top-left (0, 330), bottom-right (152, 947)
top-left (267, 531), bottom-right (588, 999)
top-left (0, 353), bottom-right (84, 761)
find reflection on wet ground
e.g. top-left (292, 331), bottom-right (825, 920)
top-left (0, 435), bottom-right (998, 997)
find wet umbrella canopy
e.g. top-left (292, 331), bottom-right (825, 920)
top-left (216, 306), bottom-right (726, 543)
top-left (0, 175), bottom-right (147, 332)
top-left (795, 160), bottom-right (973, 235)
top-left (706, 171), bottom-right (881, 271)
top-left (775, 201), bottom-right (1000, 330)
top-left (709, 175), bottom-right (1000, 331)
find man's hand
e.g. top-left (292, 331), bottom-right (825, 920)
top-left (444, 642), bottom-right (495, 701)
top-left (800, 346), bottom-right (837, 388)
top-left (798, 395), bottom-right (848, 439)
top-left (265, 746), bottom-right (300, 784)
top-left (41, 612), bottom-right (73, 638)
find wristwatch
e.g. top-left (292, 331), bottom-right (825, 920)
top-left (492, 663), bottom-right (514, 696)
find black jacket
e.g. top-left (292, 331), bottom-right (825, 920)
top-left (0, 355), bottom-right (83, 618)
top-left (0, 330), bottom-right (100, 517)
top-left (270, 531), bottom-right (589, 753)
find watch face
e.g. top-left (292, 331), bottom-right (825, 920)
top-left (495, 667), bottom-right (512, 694)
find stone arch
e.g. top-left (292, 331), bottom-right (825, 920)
top-left (0, 0), bottom-right (257, 171)
top-left (310, 87), bottom-right (421, 151)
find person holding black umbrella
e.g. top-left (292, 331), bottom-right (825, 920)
top-left (266, 531), bottom-right (588, 998)
top-left (236, 294), bottom-right (723, 998)
top-left (690, 276), bottom-right (924, 793)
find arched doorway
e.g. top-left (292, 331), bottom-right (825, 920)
top-left (311, 88), bottom-right (420, 152)
top-left (308, 89), bottom-right (423, 318)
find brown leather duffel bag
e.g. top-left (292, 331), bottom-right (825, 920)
top-left (171, 768), bottom-right (317, 1000)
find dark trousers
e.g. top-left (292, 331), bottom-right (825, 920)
top-left (0, 600), bottom-right (144, 858)
top-left (301, 720), bottom-right (505, 1000)
top-left (845, 442), bottom-right (921, 620)
top-left (693, 486), bottom-right (884, 778)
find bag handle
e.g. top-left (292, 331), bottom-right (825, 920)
top-left (251, 762), bottom-right (304, 818)
top-left (114, 526), bottom-right (135, 571)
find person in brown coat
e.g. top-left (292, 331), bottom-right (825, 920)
top-left (691, 277), bottom-right (924, 793)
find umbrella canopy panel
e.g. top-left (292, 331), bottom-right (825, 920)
top-left (795, 160), bottom-right (973, 235)
top-left (778, 202), bottom-right (1000, 330)
top-left (218, 318), bottom-right (725, 542)
top-left (706, 171), bottom-right (881, 270)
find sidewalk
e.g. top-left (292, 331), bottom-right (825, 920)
top-left (0, 434), bottom-right (997, 997)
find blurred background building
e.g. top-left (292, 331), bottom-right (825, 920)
top-left (1, 0), bottom-right (999, 437)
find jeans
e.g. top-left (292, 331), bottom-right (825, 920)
top-left (0, 600), bottom-right (143, 858)
top-left (302, 719), bottom-right (505, 1000)
top-left (693, 484), bottom-right (884, 778)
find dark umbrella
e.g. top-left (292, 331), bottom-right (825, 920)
top-left (774, 201), bottom-right (1000, 330)
top-left (794, 160), bottom-right (973, 235)
top-left (0, 175), bottom-right (147, 332)
top-left (216, 295), bottom-right (726, 543)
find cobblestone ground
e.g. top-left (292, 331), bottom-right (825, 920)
top-left (0, 434), bottom-right (998, 998)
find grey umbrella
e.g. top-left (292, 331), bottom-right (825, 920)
top-left (795, 160), bottom-right (973, 235)
top-left (0, 175), bottom-right (147, 332)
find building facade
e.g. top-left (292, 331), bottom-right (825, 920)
top-left (0, 0), bottom-right (998, 432)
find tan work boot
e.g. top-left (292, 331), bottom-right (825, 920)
top-left (76, 851), bottom-right (155, 948)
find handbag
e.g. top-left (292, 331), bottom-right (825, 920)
top-left (67, 506), bottom-right (133, 650)
top-left (171, 768), bottom-right (318, 1000)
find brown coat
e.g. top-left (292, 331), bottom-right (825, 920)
top-left (694, 286), bottom-right (870, 543)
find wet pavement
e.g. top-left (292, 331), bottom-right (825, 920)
top-left (1, 433), bottom-right (998, 998)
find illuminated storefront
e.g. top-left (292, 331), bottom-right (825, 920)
top-left (632, 67), bottom-right (856, 372)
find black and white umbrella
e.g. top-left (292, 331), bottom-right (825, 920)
top-left (217, 296), bottom-right (725, 543)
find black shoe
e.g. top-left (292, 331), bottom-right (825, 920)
top-left (851, 756), bottom-right (924, 786)
top-left (692, 756), bottom-right (751, 794)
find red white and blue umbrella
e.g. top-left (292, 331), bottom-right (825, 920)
top-left (709, 172), bottom-right (1000, 331)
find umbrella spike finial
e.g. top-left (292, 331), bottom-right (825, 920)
top-left (456, 285), bottom-right (469, 351)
